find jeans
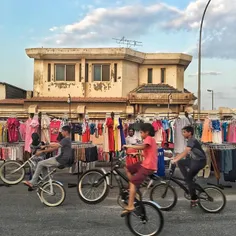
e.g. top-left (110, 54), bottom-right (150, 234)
top-left (178, 158), bottom-right (206, 200)
top-left (30, 156), bottom-right (60, 185)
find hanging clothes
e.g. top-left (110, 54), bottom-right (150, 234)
top-left (19, 122), bottom-right (26, 141)
top-left (106, 117), bottom-right (115, 152)
top-left (24, 116), bottom-right (39, 153)
top-left (174, 117), bottom-right (190, 154)
top-left (41, 114), bottom-right (51, 143)
top-left (119, 118), bottom-right (126, 146)
top-left (152, 120), bottom-right (163, 143)
top-left (201, 118), bottom-right (213, 143)
top-left (82, 122), bottom-right (90, 142)
top-left (228, 121), bottom-right (236, 143)
top-left (50, 119), bottom-right (61, 142)
top-left (103, 123), bottom-right (109, 153)
top-left (7, 118), bottom-right (20, 143)
top-left (212, 120), bottom-right (222, 144)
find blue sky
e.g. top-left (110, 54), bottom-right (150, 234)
top-left (1, 0), bottom-right (235, 109)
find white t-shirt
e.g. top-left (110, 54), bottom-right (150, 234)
top-left (126, 135), bottom-right (140, 145)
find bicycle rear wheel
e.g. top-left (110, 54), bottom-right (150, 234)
top-left (0, 161), bottom-right (25, 185)
top-left (126, 201), bottom-right (164, 236)
top-left (40, 181), bottom-right (66, 207)
top-left (198, 187), bottom-right (226, 213)
top-left (150, 183), bottom-right (177, 211)
top-left (77, 169), bottom-right (109, 204)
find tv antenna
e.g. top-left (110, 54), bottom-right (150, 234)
top-left (112, 36), bottom-right (143, 49)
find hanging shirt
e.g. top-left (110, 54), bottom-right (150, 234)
top-left (50, 120), bottom-right (61, 142)
top-left (24, 117), bottom-right (39, 153)
top-left (7, 118), bottom-right (20, 143)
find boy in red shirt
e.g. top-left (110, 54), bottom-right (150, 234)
top-left (122, 123), bottom-right (157, 216)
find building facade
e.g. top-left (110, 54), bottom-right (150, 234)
top-left (0, 48), bottom-right (196, 118)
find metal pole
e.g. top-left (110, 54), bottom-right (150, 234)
top-left (197, 0), bottom-right (212, 120)
top-left (212, 90), bottom-right (214, 110)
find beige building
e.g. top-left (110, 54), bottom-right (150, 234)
top-left (0, 47), bottom-right (196, 118)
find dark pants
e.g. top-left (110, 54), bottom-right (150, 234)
top-left (178, 158), bottom-right (206, 200)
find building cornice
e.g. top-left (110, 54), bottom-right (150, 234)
top-left (25, 48), bottom-right (192, 68)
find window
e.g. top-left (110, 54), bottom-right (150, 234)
top-left (79, 64), bottom-right (82, 82)
top-left (114, 63), bottom-right (117, 82)
top-left (48, 64), bottom-right (51, 82)
top-left (161, 68), bottom-right (166, 83)
top-left (147, 68), bottom-right (153, 83)
top-left (55, 64), bottom-right (75, 81)
top-left (85, 63), bottom-right (89, 82)
top-left (93, 64), bottom-right (110, 81)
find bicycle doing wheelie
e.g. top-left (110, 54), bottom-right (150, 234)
top-left (77, 156), bottom-right (164, 236)
top-left (0, 155), bottom-right (66, 207)
top-left (150, 164), bottom-right (226, 213)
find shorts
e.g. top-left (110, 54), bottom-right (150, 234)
top-left (127, 162), bottom-right (154, 188)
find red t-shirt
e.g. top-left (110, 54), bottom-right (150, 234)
top-left (50, 120), bottom-right (61, 142)
top-left (142, 136), bottom-right (157, 171)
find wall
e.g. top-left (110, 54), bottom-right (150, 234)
top-left (0, 84), bottom-right (5, 99)
top-left (33, 59), bottom-right (124, 98)
top-left (139, 65), bottom-right (178, 87)
top-left (122, 61), bottom-right (139, 97)
top-left (33, 59), bottom-right (84, 97)
top-left (85, 60), bottom-right (123, 98)
top-left (5, 85), bottom-right (26, 99)
top-left (176, 66), bottom-right (184, 91)
top-left (142, 104), bottom-right (179, 114)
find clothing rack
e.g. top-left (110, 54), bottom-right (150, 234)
top-left (68, 142), bottom-right (97, 188)
top-left (203, 143), bottom-right (236, 189)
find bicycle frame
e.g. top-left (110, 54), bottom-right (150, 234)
top-left (9, 155), bottom-right (37, 175)
top-left (36, 167), bottom-right (62, 203)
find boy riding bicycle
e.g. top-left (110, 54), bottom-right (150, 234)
top-left (122, 123), bottom-right (157, 216)
top-left (171, 125), bottom-right (206, 207)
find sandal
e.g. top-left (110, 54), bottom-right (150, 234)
top-left (120, 208), bottom-right (135, 217)
top-left (190, 199), bottom-right (199, 208)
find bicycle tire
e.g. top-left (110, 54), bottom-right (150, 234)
top-left (77, 169), bottom-right (109, 204)
top-left (198, 186), bottom-right (226, 213)
top-left (150, 183), bottom-right (177, 211)
top-left (126, 201), bottom-right (164, 236)
top-left (0, 160), bottom-right (26, 185)
top-left (40, 181), bottom-right (66, 207)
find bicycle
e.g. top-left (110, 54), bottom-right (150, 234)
top-left (0, 155), bottom-right (66, 207)
top-left (77, 155), bottom-right (164, 236)
top-left (150, 164), bottom-right (226, 213)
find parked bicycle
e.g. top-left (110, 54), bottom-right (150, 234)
top-left (77, 155), bottom-right (164, 236)
top-left (150, 164), bottom-right (226, 213)
top-left (0, 155), bottom-right (66, 207)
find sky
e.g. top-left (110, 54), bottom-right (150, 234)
top-left (1, 0), bottom-right (235, 110)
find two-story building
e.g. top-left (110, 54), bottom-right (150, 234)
top-left (0, 48), bottom-right (196, 118)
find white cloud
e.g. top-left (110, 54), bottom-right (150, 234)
top-left (43, 0), bottom-right (235, 59)
top-left (49, 27), bottom-right (58, 32)
top-left (164, 0), bottom-right (236, 58)
top-left (188, 71), bottom-right (222, 77)
top-left (42, 3), bottom-right (180, 46)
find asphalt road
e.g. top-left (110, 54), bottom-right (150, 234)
top-left (1, 171), bottom-right (236, 236)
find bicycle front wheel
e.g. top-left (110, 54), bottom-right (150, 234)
top-left (40, 181), bottom-right (66, 207)
top-left (198, 187), bottom-right (226, 213)
top-left (77, 169), bottom-right (109, 204)
top-left (126, 201), bottom-right (164, 236)
top-left (150, 183), bottom-right (177, 211)
top-left (0, 161), bottom-right (25, 185)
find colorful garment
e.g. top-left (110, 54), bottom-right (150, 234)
top-left (106, 117), bottom-right (115, 152)
top-left (50, 120), bottom-right (61, 142)
top-left (7, 118), bottom-right (20, 143)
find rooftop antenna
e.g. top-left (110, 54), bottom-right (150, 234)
top-left (112, 36), bottom-right (143, 49)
